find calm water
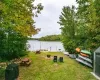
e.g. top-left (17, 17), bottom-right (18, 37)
top-left (27, 40), bottom-right (65, 51)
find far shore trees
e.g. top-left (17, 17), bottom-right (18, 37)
top-left (39, 35), bottom-right (61, 41)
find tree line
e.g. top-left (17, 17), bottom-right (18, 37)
top-left (39, 35), bottom-right (61, 41)
top-left (58, 0), bottom-right (100, 53)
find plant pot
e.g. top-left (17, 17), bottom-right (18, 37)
top-left (47, 55), bottom-right (51, 58)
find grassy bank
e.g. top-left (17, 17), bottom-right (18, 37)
top-left (0, 52), bottom-right (96, 80)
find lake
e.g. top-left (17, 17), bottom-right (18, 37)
top-left (27, 40), bottom-right (65, 52)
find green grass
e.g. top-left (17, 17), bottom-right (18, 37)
top-left (0, 52), bottom-right (96, 80)
top-left (0, 68), bottom-right (5, 80)
top-left (19, 52), bottom-right (96, 80)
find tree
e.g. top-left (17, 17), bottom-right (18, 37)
top-left (58, 5), bottom-right (77, 53)
top-left (76, 0), bottom-right (100, 50)
top-left (58, 6), bottom-right (76, 39)
top-left (58, 0), bottom-right (100, 53)
top-left (0, 0), bottom-right (43, 60)
top-left (0, 0), bottom-right (43, 36)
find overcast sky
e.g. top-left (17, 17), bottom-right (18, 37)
top-left (33, 0), bottom-right (77, 38)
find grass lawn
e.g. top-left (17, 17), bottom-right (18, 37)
top-left (18, 52), bottom-right (96, 80)
top-left (0, 68), bottom-right (5, 80)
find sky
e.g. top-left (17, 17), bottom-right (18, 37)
top-left (33, 0), bottom-right (77, 38)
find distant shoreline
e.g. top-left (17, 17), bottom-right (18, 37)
top-left (28, 35), bottom-right (61, 41)
top-left (28, 39), bottom-right (61, 42)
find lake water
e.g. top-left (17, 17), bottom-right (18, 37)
top-left (27, 40), bottom-right (65, 51)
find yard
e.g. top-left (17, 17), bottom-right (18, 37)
top-left (0, 52), bottom-right (96, 80)
top-left (19, 52), bottom-right (96, 80)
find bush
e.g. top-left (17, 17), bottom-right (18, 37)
top-left (62, 38), bottom-right (77, 54)
top-left (0, 29), bottom-right (28, 60)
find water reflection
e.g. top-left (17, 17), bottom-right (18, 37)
top-left (27, 40), bottom-right (65, 52)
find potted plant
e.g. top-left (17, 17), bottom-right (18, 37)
top-left (47, 55), bottom-right (51, 58)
